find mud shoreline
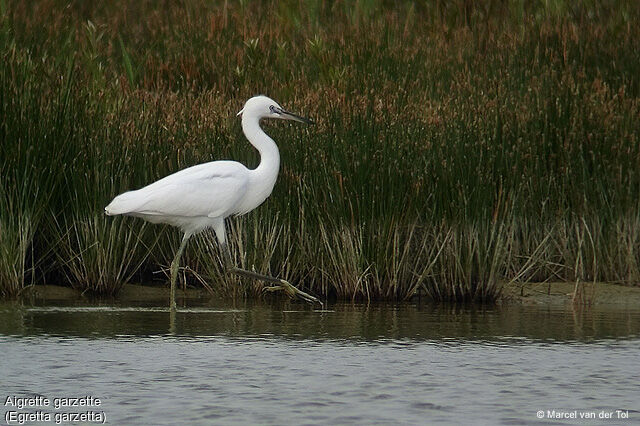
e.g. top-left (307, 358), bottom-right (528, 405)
top-left (9, 282), bottom-right (640, 307)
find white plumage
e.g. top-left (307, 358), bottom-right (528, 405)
top-left (105, 95), bottom-right (320, 308)
top-left (106, 161), bottom-right (250, 233)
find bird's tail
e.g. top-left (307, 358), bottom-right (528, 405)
top-left (104, 191), bottom-right (137, 216)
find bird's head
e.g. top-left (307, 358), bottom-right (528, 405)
top-left (236, 95), bottom-right (313, 124)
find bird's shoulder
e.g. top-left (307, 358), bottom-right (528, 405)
top-left (119, 161), bottom-right (251, 218)
top-left (147, 160), bottom-right (250, 188)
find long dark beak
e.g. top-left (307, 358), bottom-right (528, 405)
top-left (281, 109), bottom-right (314, 125)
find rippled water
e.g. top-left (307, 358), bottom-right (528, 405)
top-left (1, 299), bottom-right (639, 425)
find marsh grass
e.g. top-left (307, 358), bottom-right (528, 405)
top-left (50, 214), bottom-right (151, 295)
top-left (188, 216), bottom-right (303, 298)
top-left (1, 1), bottom-right (639, 301)
top-left (0, 187), bottom-right (36, 296)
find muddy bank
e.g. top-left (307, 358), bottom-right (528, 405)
top-left (502, 281), bottom-right (640, 306)
top-left (15, 283), bottom-right (210, 303)
top-left (10, 282), bottom-right (640, 306)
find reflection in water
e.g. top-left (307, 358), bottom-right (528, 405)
top-left (1, 299), bottom-right (639, 341)
top-left (1, 300), bottom-right (639, 425)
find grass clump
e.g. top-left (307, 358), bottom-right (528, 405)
top-left (0, 1), bottom-right (639, 302)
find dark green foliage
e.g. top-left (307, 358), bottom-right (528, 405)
top-left (0, 1), bottom-right (639, 301)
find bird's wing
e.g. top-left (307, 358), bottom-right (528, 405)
top-left (106, 161), bottom-right (250, 218)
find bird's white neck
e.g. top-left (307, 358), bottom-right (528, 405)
top-left (242, 114), bottom-right (280, 188)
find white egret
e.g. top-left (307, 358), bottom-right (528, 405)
top-left (105, 95), bottom-right (320, 309)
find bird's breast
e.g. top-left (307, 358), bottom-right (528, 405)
top-left (233, 171), bottom-right (279, 215)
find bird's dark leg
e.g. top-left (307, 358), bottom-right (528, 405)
top-left (220, 242), bottom-right (321, 306)
top-left (170, 233), bottom-right (191, 311)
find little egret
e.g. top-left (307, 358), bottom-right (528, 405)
top-left (105, 95), bottom-right (320, 309)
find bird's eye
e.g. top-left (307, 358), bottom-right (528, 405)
top-left (269, 105), bottom-right (279, 114)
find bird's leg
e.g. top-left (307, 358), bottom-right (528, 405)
top-left (170, 233), bottom-right (191, 311)
top-left (221, 242), bottom-right (321, 306)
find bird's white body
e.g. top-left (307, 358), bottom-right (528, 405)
top-left (105, 96), bottom-right (283, 239)
top-left (104, 95), bottom-right (320, 307)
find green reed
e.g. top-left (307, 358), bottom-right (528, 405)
top-left (0, 1), bottom-right (638, 301)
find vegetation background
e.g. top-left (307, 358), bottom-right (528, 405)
top-left (1, 0), bottom-right (638, 302)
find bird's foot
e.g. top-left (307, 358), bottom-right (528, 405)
top-left (263, 279), bottom-right (322, 306)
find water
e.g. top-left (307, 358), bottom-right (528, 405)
top-left (1, 299), bottom-right (639, 425)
